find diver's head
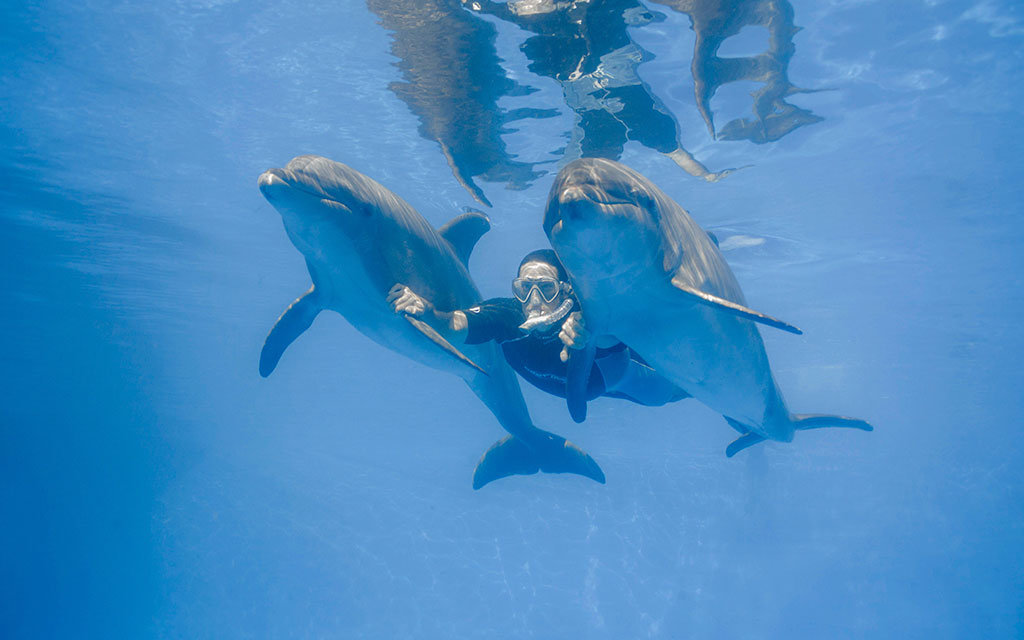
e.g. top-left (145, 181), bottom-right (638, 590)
top-left (512, 249), bottom-right (575, 332)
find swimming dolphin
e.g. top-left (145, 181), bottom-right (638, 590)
top-left (543, 158), bottom-right (871, 455)
top-left (258, 155), bottom-right (604, 488)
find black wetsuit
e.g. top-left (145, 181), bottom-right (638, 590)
top-left (464, 297), bottom-right (632, 401)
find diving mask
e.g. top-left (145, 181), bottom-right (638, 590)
top-left (512, 276), bottom-right (561, 303)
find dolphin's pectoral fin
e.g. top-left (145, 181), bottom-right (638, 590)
top-left (723, 417), bottom-right (766, 456)
top-left (472, 431), bottom-right (606, 489)
top-left (726, 433), bottom-right (766, 457)
top-left (402, 314), bottom-right (488, 376)
top-left (566, 342), bottom-right (597, 424)
top-left (792, 414), bottom-right (873, 432)
top-left (723, 416), bottom-right (750, 434)
top-left (670, 275), bottom-right (803, 335)
top-left (438, 210), bottom-right (491, 267)
top-left (260, 286), bottom-right (322, 377)
top-left (724, 416), bottom-right (872, 457)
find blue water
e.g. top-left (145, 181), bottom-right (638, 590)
top-left (3, 1), bottom-right (1023, 637)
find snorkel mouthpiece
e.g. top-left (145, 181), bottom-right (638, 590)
top-left (518, 297), bottom-right (575, 333)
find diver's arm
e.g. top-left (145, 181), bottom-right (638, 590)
top-left (388, 284), bottom-right (469, 344)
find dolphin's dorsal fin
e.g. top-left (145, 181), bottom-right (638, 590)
top-left (260, 286), bottom-right (322, 377)
top-left (439, 210), bottom-right (491, 267)
top-left (723, 416), bottom-right (750, 434)
top-left (670, 275), bottom-right (803, 335)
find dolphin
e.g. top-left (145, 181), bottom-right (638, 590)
top-left (258, 155), bottom-right (604, 488)
top-left (543, 158), bottom-right (871, 455)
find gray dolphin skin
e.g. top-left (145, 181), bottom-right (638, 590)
top-left (544, 158), bottom-right (872, 455)
top-left (258, 155), bottom-right (604, 488)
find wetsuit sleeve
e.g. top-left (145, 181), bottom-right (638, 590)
top-left (463, 298), bottom-right (526, 345)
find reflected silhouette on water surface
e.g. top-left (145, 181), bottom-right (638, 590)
top-left (367, 0), bottom-right (819, 205)
top-left (366, 0), bottom-right (556, 206)
top-left (463, 0), bottom-right (737, 184)
top-left (650, 0), bottom-right (823, 143)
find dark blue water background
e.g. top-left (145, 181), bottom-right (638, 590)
top-left (3, 1), bottom-right (1022, 637)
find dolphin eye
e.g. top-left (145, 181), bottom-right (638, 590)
top-left (322, 199), bottom-right (369, 217)
top-left (630, 188), bottom-right (653, 208)
top-left (598, 186), bottom-right (639, 206)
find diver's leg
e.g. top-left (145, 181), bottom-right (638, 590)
top-left (595, 350), bottom-right (688, 407)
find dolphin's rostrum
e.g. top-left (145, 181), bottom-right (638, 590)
top-left (258, 155), bottom-right (604, 488)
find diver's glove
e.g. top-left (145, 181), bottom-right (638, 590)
top-left (558, 311), bottom-right (591, 363)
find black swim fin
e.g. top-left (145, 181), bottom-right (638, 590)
top-left (472, 432), bottom-right (606, 489)
top-left (565, 342), bottom-right (596, 424)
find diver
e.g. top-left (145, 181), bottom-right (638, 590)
top-left (388, 249), bottom-right (687, 408)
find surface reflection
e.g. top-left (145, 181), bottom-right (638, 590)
top-left (365, 0), bottom-right (556, 206)
top-left (368, 0), bottom-right (819, 204)
top-left (464, 0), bottom-right (739, 184)
top-left (651, 0), bottom-right (822, 143)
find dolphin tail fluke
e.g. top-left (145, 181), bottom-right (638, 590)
top-left (473, 436), bottom-right (539, 489)
top-left (260, 286), bottom-right (322, 377)
top-left (472, 432), bottom-right (606, 489)
top-left (792, 414), bottom-right (874, 432)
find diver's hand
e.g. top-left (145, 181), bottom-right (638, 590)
top-left (388, 284), bottom-right (433, 317)
top-left (558, 311), bottom-right (591, 363)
